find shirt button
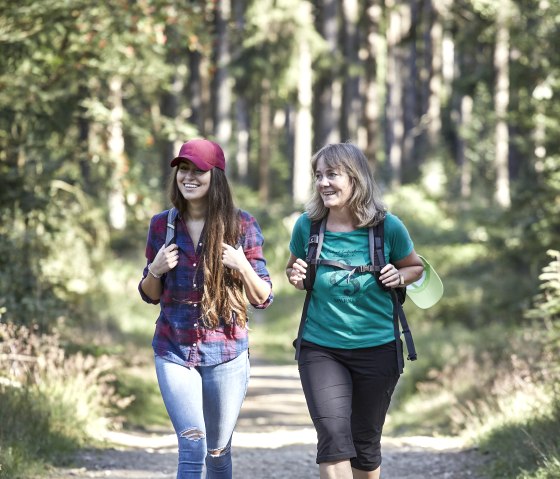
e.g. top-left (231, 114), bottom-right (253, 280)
top-left (193, 283), bottom-right (197, 287)
top-left (193, 263), bottom-right (196, 267)
top-left (194, 323), bottom-right (198, 328)
top-left (192, 343), bottom-right (196, 346)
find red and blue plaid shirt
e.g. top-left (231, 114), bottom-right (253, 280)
top-left (139, 209), bottom-right (273, 367)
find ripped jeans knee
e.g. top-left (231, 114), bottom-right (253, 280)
top-left (180, 427), bottom-right (206, 441)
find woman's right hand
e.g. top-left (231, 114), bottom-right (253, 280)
top-left (150, 244), bottom-right (179, 276)
top-left (288, 257), bottom-right (308, 290)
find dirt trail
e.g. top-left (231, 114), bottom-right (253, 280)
top-left (47, 362), bottom-right (489, 479)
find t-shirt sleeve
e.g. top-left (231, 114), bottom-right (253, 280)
top-left (289, 213), bottom-right (311, 259)
top-left (386, 213), bottom-right (414, 262)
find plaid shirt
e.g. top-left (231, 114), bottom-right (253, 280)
top-left (139, 208), bottom-right (273, 367)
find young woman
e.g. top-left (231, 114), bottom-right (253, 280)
top-left (286, 142), bottom-right (423, 479)
top-left (139, 138), bottom-right (273, 479)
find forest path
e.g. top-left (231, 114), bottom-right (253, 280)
top-left (47, 362), bottom-right (490, 479)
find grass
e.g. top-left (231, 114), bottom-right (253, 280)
top-left (114, 366), bottom-right (170, 429)
top-left (477, 396), bottom-right (560, 479)
top-left (0, 387), bottom-right (79, 479)
top-left (248, 283), bottom-right (305, 363)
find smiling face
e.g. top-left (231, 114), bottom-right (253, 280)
top-left (176, 161), bottom-right (212, 204)
top-left (314, 156), bottom-right (353, 211)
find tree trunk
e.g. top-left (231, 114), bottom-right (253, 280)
top-left (258, 79), bottom-right (271, 203)
top-left (340, 0), bottom-right (361, 142)
top-left (458, 95), bottom-right (473, 202)
top-left (232, 0), bottom-right (249, 183)
top-left (364, 0), bottom-right (383, 169)
top-left (402, 0), bottom-right (419, 180)
top-left (385, 0), bottom-right (406, 187)
top-left (235, 98), bottom-right (250, 183)
top-left (425, 0), bottom-right (443, 148)
top-left (313, 0), bottom-right (339, 151)
top-left (188, 50), bottom-right (204, 135)
top-left (494, 2), bottom-right (511, 208)
top-left (107, 76), bottom-right (127, 230)
top-left (293, 1), bottom-right (313, 205)
top-left (213, 0), bottom-right (232, 155)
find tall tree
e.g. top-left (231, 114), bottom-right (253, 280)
top-left (312, 0), bottom-right (340, 151)
top-left (107, 76), bottom-right (127, 230)
top-left (364, 0), bottom-right (384, 168)
top-left (425, 0), bottom-right (443, 148)
top-left (293, 0), bottom-right (314, 204)
top-left (232, 0), bottom-right (250, 182)
top-left (385, 0), bottom-right (408, 187)
top-left (493, 0), bottom-right (512, 208)
top-left (258, 78), bottom-right (272, 202)
top-left (340, 0), bottom-right (361, 142)
top-left (214, 0), bottom-right (233, 155)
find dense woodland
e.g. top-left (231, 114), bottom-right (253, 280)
top-left (1, 1), bottom-right (559, 478)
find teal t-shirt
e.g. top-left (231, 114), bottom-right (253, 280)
top-left (289, 212), bottom-right (414, 349)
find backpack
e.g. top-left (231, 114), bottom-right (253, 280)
top-left (293, 217), bottom-right (417, 374)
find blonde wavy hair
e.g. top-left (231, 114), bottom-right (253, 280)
top-left (306, 142), bottom-right (387, 227)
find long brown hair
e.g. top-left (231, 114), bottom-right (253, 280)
top-left (168, 168), bottom-right (247, 329)
top-left (306, 142), bottom-right (387, 227)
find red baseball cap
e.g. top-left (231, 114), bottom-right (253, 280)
top-left (170, 138), bottom-right (226, 171)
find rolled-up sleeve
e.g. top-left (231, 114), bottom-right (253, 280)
top-left (240, 211), bottom-right (273, 309)
top-left (138, 213), bottom-right (166, 305)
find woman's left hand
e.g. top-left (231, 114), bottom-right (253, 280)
top-left (222, 243), bottom-right (250, 272)
top-left (379, 263), bottom-right (402, 288)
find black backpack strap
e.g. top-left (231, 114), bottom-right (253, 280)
top-left (369, 221), bottom-right (417, 374)
top-left (165, 207), bottom-right (178, 247)
top-left (295, 218), bottom-right (326, 360)
top-left (302, 218), bottom-right (326, 291)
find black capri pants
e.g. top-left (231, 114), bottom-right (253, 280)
top-left (298, 339), bottom-right (400, 472)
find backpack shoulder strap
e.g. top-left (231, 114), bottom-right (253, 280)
top-left (294, 217), bottom-right (326, 360)
top-left (369, 221), bottom-right (386, 275)
top-left (302, 218), bottom-right (326, 291)
top-left (368, 219), bottom-right (417, 374)
top-left (165, 207), bottom-right (178, 247)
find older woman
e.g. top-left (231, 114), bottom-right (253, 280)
top-left (286, 142), bottom-right (423, 479)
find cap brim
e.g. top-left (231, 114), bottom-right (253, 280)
top-left (170, 156), bottom-right (212, 171)
top-left (406, 255), bottom-right (443, 309)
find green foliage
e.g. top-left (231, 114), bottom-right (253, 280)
top-left (479, 399), bottom-right (560, 479)
top-left (389, 245), bottom-right (560, 478)
top-left (0, 387), bottom-right (76, 479)
top-left (0, 322), bottom-right (131, 478)
top-left (114, 368), bottom-right (169, 429)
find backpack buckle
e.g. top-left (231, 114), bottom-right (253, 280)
top-left (356, 265), bottom-right (375, 273)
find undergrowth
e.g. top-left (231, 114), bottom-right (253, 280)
top-left (0, 322), bottom-right (131, 479)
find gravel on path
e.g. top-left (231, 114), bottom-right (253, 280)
top-left (45, 362), bottom-right (490, 479)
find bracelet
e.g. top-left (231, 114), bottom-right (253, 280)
top-left (148, 263), bottom-right (162, 279)
top-left (399, 273), bottom-right (405, 286)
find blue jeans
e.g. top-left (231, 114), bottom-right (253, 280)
top-left (155, 351), bottom-right (250, 479)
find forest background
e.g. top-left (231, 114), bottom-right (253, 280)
top-left (0, 0), bottom-right (559, 478)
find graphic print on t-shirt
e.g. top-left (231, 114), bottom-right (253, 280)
top-left (323, 246), bottom-right (369, 303)
top-left (329, 267), bottom-right (361, 297)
